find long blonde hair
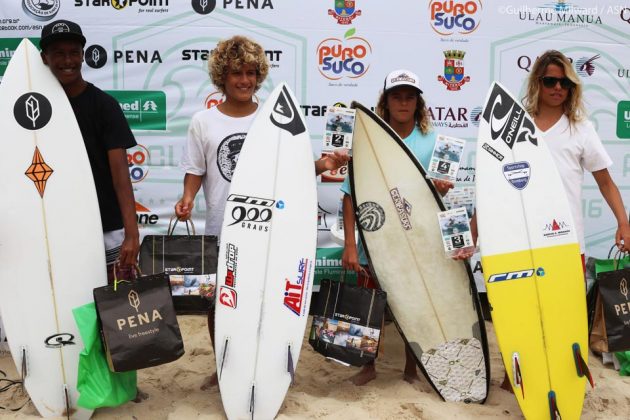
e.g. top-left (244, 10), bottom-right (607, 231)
top-left (523, 50), bottom-right (586, 124)
top-left (375, 88), bottom-right (431, 135)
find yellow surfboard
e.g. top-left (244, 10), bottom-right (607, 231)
top-left (476, 83), bottom-right (591, 419)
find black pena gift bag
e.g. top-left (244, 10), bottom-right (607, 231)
top-left (94, 272), bottom-right (185, 372)
top-left (139, 217), bottom-right (218, 313)
top-left (309, 275), bottom-right (386, 367)
top-left (597, 252), bottom-right (630, 352)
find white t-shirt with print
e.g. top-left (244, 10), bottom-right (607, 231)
top-left (543, 114), bottom-right (612, 253)
top-left (181, 106), bottom-right (257, 236)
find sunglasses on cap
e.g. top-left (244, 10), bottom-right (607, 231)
top-left (539, 76), bottom-right (575, 89)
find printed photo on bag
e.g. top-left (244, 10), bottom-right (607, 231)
top-left (169, 274), bottom-right (216, 298)
top-left (311, 315), bottom-right (380, 355)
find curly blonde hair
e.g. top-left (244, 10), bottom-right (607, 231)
top-left (208, 35), bottom-right (269, 94)
top-left (375, 88), bottom-right (431, 135)
top-left (523, 50), bottom-right (586, 124)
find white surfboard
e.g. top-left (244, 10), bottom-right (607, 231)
top-left (349, 102), bottom-right (489, 403)
top-left (214, 83), bottom-right (317, 419)
top-left (475, 82), bottom-right (588, 419)
top-left (0, 39), bottom-right (106, 419)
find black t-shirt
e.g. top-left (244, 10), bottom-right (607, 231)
top-left (69, 83), bottom-right (136, 232)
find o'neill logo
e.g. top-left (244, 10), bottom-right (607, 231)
top-left (328, 0), bottom-right (361, 24)
top-left (543, 219), bottom-right (570, 238)
top-left (437, 50), bottom-right (470, 91)
top-left (317, 28), bottom-right (371, 80)
top-left (482, 84), bottom-right (538, 149)
top-left (284, 258), bottom-right (310, 316)
top-left (429, 0), bottom-right (482, 36)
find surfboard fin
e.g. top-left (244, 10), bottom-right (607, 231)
top-left (572, 343), bottom-right (594, 388)
top-left (218, 337), bottom-right (229, 381)
top-left (20, 346), bottom-right (27, 380)
top-left (63, 384), bottom-right (70, 420)
top-left (548, 390), bottom-right (562, 420)
top-left (249, 384), bottom-right (255, 419)
top-left (511, 352), bottom-right (524, 399)
top-left (287, 344), bottom-right (295, 385)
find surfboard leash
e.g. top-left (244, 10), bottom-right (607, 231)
top-left (0, 369), bottom-right (30, 412)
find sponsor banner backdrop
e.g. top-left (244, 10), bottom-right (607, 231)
top-left (0, 1), bottom-right (628, 287)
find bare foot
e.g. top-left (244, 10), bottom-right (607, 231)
top-left (500, 373), bottom-right (514, 394)
top-left (349, 365), bottom-right (376, 386)
top-left (200, 372), bottom-right (218, 390)
top-left (403, 370), bottom-right (420, 384)
top-left (132, 387), bottom-right (149, 403)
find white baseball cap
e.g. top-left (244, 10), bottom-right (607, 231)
top-left (384, 69), bottom-right (423, 94)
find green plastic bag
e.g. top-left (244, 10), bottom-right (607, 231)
top-left (72, 302), bottom-right (137, 409)
top-left (593, 251), bottom-right (630, 376)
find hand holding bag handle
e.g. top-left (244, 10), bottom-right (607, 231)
top-left (167, 215), bottom-right (195, 237)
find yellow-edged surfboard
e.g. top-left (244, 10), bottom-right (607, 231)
top-left (475, 83), bottom-right (592, 419)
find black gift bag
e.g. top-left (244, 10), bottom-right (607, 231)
top-left (93, 272), bottom-right (185, 372)
top-left (308, 274), bottom-right (386, 367)
top-left (597, 252), bottom-right (630, 352)
top-left (139, 217), bottom-right (218, 313)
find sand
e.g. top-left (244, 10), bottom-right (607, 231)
top-left (1, 316), bottom-right (630, 419)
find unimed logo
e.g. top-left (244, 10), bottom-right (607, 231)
top-left (618, 101), bottom-right (630, 139)
top-left (106, 90), bottom-right (166, 130)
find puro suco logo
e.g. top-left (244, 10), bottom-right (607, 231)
top-left (429, 0), bottom-right (482, 35)
top-left (127, 144), bottom-right (150, 183)
top-left (317, 28), bottom-right (371, 80)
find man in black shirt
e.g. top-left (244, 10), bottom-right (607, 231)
top-left (39, 20), bottom-right (139, 282)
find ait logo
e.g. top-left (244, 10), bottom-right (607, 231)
top-left (429, 0), bottom-right (482, 36)
top-left (328, 0), bottom-right (361, 25)
top-left (22, 0), bottom-right (60, 21)
top-left (317, 28), bottom-right (372, 81)
top-left (284, 258), bottom-right (310, 316)
top-left (543, 219), bottom-right (570, 238)
top-left (575, 54), bottom-right (599, 77)
top-left (502, 161), bottom-right (530, 190)
top-left (85, 45), bottom-right (108, 69)
top-left (270, 85), bottom-right (305, 136)
top-left (219, 286), bottom-right (237, 309)
top-left (25, 147), bottom-right (54, 198)
top-left (127, 144), bottom-right (150, 183)
top-left (437, 50), bottom-right (470, 91)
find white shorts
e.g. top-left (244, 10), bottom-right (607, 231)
top-left (104, 228), bottom-right (125, 266)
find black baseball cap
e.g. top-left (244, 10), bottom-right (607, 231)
top-left (40, 20), bottom-right (86, 51)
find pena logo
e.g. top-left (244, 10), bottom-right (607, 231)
top-left (317, 28), bottom-right (372, 80)
top-left (575, 54), bottom-right (600, 77)
top-left (270, 85), bottom-right (306, 136)
top-left (328, 0), bottom-right (361, 25)
top-left (127, 144), bottom-right (150, 183)
top-left (106, 90), bottom-right (166, 130)
top-left (85, 45), bottom-right (108, 69)
top-left (429, 0), bottom-right (482, 36)
top-left (22, 0), bottom-right (60, 21)
top-left (617, 101), bottom-right (630, 139)
top-left (14, 92), bottom-right (52, 131)
top-left (621, 277), bottom-right (628, 300)
top-left (438, 50), bottom-right (470, 91)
